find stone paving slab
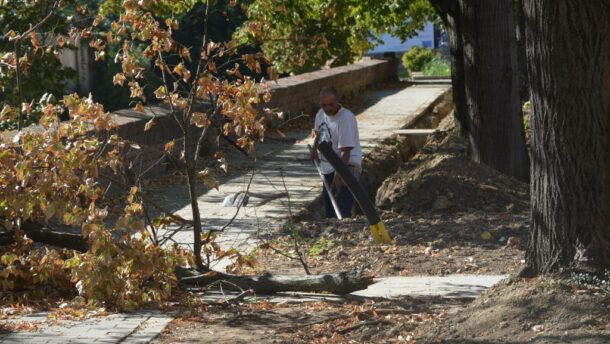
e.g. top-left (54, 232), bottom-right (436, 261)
top-left (0, 312), bottom-right (173, 344)
top-left (352, 274), bottom-right (508, 299)
top-left (198, 274), bottom-right (508, 303)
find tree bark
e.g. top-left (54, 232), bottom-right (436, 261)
top-left (429, 0), bottom-right (468, 138)
top-left (0, 221), bottom-right (88, 252)
top-left (183, 125), bottom-right (205, 270)
top-left (523, 0), bottom-right (610, 274)
top-left (515, 0), bottom-right (529, 101)
top-left (175, 267), bottom-right (374, 295)
top-left (429, 0), bottom-right (529, 182)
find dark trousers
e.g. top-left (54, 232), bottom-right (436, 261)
top-left (323, 172), bottom-right (354, 218)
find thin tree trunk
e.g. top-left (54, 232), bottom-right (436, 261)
top-left (183, 128), bottom-right (205, 270)
top-left (14, 42), bottom-right (24, 130)
top-left (522, 0), bottom-right (610, 274)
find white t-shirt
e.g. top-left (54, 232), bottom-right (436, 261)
top-left (314, 106), bottom-right (362, 174)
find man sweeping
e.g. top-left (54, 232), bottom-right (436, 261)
top-left (310, 86), bottom-right (363, 218)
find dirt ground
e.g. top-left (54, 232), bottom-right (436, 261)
top-left (154, 294), bottom-right (470, 344)
top-left (416, 277), bottom-right (610, 344)
top-left (153, 117), bottom-right (610, 343)
top-left (155, 275), bottom-right (610, 344)
top-left (247, 210), bottom-right (527, 277)
top-left (246, 117), bottom-right (529, 277)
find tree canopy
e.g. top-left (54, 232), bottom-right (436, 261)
top-left (244, 0), bottom-right (435, 74)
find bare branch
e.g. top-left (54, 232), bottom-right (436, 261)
top-left (158, 224), bottom-right (187, 246)
top-left (202, 168), bottom-right (256, 246)
top-left (157, 51), bottom-right (185, 134)
top-left (193, 127), bottom-right (209, 166)
top-left (280, 169), bottom-right (311, 274)
top-left (280, 169), bottom-right (293, 222)
top-left (184, 0), bottom-right (211, 123)
top-left (4, 0), bottom-right (60, 41)
top-left (121, 137), bottom-right (185, 171)
top-left (100, 174), bottom-right (194, 226)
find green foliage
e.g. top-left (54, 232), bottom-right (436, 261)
top-left (401, 46), bottom-right (435, 73)
top-left (309, 238), bottom-right (335, 257)
top-left (0, 54), bottom-right (76, 113)
top-left (422, 56), bottom-right (451, 77)
top-left (0, 0), bottom-right (85, 129)
top-left (244, 0), bottom-right (435, 74)
top-left (397, 64), bottom-right (411, 81)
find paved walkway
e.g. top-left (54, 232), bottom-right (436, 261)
top-left (1, 84), bottom-right (500, 344)
top-left (353, 274), bottom-right (507, 299)
top-left (151, 84), bottom-right (450, 270)
top-left (0, 312), bottom-right (173, 343)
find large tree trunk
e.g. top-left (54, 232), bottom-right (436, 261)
top-left (430, 0), bottom-right (529, 182)
top-left (514, 0), bottom-right (529, 102)
top-left (522, 0), bottom-right (610, 274)
top-left (429, 0), bottom-right (468, 138)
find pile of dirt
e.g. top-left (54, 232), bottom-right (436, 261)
top-left (417, 277), bottom-right (610, 343)
top-left (375, 118), bottom-right (529, 215)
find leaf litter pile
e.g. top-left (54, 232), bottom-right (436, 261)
top-left (0, 297), bottom-right (110, 334)
top-left (155, 297), bottom-right (466, 344)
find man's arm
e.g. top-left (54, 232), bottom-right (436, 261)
top-left (331, 146), bottom-right (352, 195)
top-left (310, 128), bottom-right (319, 161)
top-left (339, 147), bottom-right (351, 164)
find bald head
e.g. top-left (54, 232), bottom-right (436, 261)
top-left (319, 86), bottom-right (340, 115)
top-left (320, 86), bottom-right (338, 99)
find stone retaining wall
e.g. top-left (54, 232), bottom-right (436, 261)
top-left (109, 58), bottom-right (398, 177)
top-left (265, 58), bottom-right (397, 124)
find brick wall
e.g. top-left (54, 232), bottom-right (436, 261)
top-left (264, 58), bottom-right (397, 122)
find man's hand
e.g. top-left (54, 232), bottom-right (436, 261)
top-left (310, 149), bottom-right (319, 162)
top-left (310, 128), bottom-right (318, 139)
top-left (310, 129), bottom-right (319, 161)
top-left (331, 174), bottom-right (343, 197)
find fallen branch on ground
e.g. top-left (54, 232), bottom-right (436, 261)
top-left (337, 319), bottom-right (390, 335)
top-left (175, 266), bottom-right (374, 295)
top-left (2, 222), bottom-right (374, 296)
top-left (1, 221), bottom-right (88, 252)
